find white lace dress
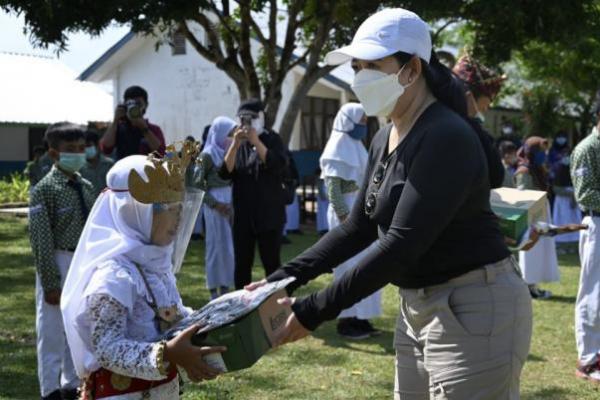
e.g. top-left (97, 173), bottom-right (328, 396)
top-left (82, 259), bottom-right (191, 399)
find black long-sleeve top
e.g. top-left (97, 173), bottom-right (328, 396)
top-left (267, 102), bottom-right (510, 331)
top-left (218, 130), bottom-right (287, 232)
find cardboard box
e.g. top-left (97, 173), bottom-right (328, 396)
top-left (490, 188), bottom-right (547, 242)
top-left (163, 278), bottom-right (294, 373)
top-left (191, 288), bottom-right (291, 372)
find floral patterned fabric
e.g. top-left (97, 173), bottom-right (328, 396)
top-left (87, 294), bottom-right (180, 399)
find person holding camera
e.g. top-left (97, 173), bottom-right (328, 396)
top-left (219, 99), bottom-right (287, 289)
top-left (100, 86), bottom-right (166, 160)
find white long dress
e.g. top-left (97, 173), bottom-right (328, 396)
top-left (519, 201), bottom-right (560, 284)
top-left (285, 195), bottom-right (301, 232)
top-left (203, 186), bottom-right (235, 289)
top-left (552, 187), bottom-right (582, 243)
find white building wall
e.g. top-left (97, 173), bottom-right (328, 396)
top-left (0, 125), bottom-right (29, 161)
top-left (100, 33), bottom-right (349, 147)
top-left (115, 38), bottom-right (240, 143)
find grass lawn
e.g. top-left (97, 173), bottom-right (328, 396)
top-left (0, 213), bottom-right (599, 399)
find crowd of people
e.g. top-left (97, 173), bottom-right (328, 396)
top-left (22, 7), bottom-right (600, 400)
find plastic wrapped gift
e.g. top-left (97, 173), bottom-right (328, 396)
top-left (162, 277), bottom-right (295, 372)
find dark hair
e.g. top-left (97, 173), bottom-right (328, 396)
top-left (44, 122), bottom-right (86, 150)
top-left (593, 88), bottom-right (600, 116)
top-left (185, 135), bottom-right (195, 142)
top-left (498, 140), bottom-right (517, 156)
top-left (85, 130), bottom-right (100, 145)
top-left (33, 146), bottom-right (46, 156)
top-left (393, 50), bottom-right (468, 118)
top-left (124, 85), bottom-right (148, 103)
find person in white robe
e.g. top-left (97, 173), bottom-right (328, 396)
top-left (319, 102), bottom-right (382, 338)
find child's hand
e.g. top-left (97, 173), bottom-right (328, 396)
top-left (165, 324), bottom-right (227, 382)
top-left (44, 289), bottom-right (61, 305)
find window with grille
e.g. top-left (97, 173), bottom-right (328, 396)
top-left (300, 97), bottom-right (340, 151)
top-left (170, 31), bottom-right (186, 56)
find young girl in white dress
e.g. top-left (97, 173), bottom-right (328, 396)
top-left (61, 149), bottom-right (226, 399)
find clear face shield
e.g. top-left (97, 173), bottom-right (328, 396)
top-left (170, 187), bottom-right (204, 273)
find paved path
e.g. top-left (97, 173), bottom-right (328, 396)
top-left (0, 207), bottom-right (28, 218)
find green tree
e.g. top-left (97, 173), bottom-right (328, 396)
top-left (515, 35), bottom-right (600, 141)
top-left (2, 0), bottom-right (598, 144)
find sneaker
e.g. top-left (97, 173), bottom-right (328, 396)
top-left (41, 390), bottom-right (61, 400)
top-left (357, 319), bottom-right (382, 337)
top-left (576, 359), bottom-right (600, 384)
top-left (60, 388), bottom-right (79, 400)
top-left (529, 286), bottom-right (552, 299)
top-left (336, 318), bottom-right (370, 340)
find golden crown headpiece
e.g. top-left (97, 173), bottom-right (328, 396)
top-left (128, 140), bottom-right (199, 204)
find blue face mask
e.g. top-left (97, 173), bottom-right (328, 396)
top-left (533, 151), bottom-right (547, 166)
top-left (555, 137), bottom-right (567, 146)
top-left (347, 124), bottom-right (367, 141)
top-left (84, 146), bottom-right (97, 159)
top-left (58, 152), bottom-right (87, 173)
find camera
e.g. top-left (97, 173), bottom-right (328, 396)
top-left (124, 99), bottom-right (143, 120)
top-left (240, 114), bottom-right (253, 129)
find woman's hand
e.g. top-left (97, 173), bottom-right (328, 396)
top-left (232, 127), bottom-right (248, 145)
top-left (244, 279), bottom-right (267, 291)
top-left (273, 297), bottom-right (310, 346)
top-left (165, 324), bottom-right (227, 382)
top-left (246, 127), bottom-right (260, 146)
top-left (214, 203), bottom-right (231, 217)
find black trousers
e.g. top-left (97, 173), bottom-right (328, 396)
top-left (233, 223), bottom-right (283, 289)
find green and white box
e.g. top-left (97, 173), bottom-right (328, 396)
top-left (164, 278), bottom-right (294, 372)
top-left (490, 187), bottom-right (547, 242)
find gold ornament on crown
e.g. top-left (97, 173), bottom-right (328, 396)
top-left (128, 140), bottom-right (199, 204)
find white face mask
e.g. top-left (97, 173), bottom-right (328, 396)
top-left (351, 64), bottom-right (413, 117)
top-left (475, 111), bottom-right (486, 123)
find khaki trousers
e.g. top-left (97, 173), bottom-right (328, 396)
top-left (394, 257), bottom-right (532, 400)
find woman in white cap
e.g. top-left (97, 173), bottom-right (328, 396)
top-left (250, 7), bottom-right (532, 399)
top-left (320, 102), bottom-right (382, 339)
top-left (61, 151), bottom-right (226, 399)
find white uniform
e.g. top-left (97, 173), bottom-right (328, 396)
top-left (203, 186), bottom-right (235, 289)
top-left (518, 201), bottom-right (560, 284)
top-left (552, 187), bottom-right (582, 243)
top-left (319, 102), bottom-right (381, 320)
top-left (576, 216), bottom-right (600, 365)
top-left (36, 250), bottom-right (79, 397)
top-left (285, 195), bottom-right (301, 232)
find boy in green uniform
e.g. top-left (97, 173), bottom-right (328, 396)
top-left (29, 123), bottom-right (95, 400)
top-left (80, 131), bottom-right (114, 198)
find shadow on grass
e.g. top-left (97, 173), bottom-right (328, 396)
top-left (522, 387), bottom-right (572, 400)
top-left (312, 325), bottom-right (395, 356)
top-left (547, 295), bottom-right (576, 305)
top-left (527, 353), bottom-right (546, 362)
top-left (557, 254), bottom-right (581, 268)
top-left (0, 342), bottom-right (38, 399)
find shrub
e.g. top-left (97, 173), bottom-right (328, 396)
top-left (0, 173), bottom-right (30, 204)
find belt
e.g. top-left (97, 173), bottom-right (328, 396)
top-left (81, 367), bottom-right (178, 399)
top-left (581, 210), bottom-right (600, 217)
top-left (410, 257), bottom-right (519, 298)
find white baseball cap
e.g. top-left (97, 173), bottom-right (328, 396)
top-left (325, 8), bottom-right (432, 66)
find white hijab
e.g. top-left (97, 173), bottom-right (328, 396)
top-left (61, 155), bottom-right (182, 378)
top-left (319, 103), bottom-right (368, 184)
top-left (201, 116), bottom-right (237, 167)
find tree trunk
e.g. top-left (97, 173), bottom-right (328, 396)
top-left (278, 64), bottom-right (337, 146)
